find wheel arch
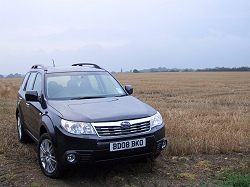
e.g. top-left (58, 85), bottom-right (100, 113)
top-left (16, 108), bottom-right (19, 118)
top-left (40, 115), bottom-right (57, 144)
top-left (39, 116), bottom-right (62, 173)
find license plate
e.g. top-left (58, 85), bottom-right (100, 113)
top-left (110, 138), bottom-right (146, 152)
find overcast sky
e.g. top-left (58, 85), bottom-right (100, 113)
top-left (0, 0), bottom-right (250, 75)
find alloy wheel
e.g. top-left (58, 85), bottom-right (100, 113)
top-left (39, 139), bottom-right (57, 174)
top-left (17, 116), bottom-right (22, 139)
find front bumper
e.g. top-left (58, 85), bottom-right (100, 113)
top-left (54, 123), bottom-right (167, 166)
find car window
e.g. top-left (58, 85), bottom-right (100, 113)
top-left (33, 73), bottom-right (42, 96)
top-left (100, 74), bottom-right (124, 94)
top-left (25, 73), bottom-right (37, 91)
top-left (47, 76), bottom-right (70, 87)
top-left (46, 76), bottom-right (70, 98)
top-left (88, 75), bottom-right (99, 91)
top-left (45, 72), bottom-right (126, 99)
top-left (20, 73), bottom-right (30, 91)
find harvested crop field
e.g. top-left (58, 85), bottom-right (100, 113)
top-left (0, 72), bottom-right (249, 186)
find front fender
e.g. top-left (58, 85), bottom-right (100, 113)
top-left (40, 113), bottom-right (61, 155)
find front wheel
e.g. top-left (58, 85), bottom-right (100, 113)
top-left (38, 133), bottom-right (63, 178)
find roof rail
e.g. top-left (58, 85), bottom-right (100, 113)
top-left (31, 64), bottom-right (47, 70)
top-left (72, 63), bottom-right (102, 69)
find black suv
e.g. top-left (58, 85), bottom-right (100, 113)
top-left (16, 63), bottom-right (167, 178)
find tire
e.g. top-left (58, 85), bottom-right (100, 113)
top-left (17, 113), bottom-right (32, 143)
top-left (38, 133), bottom-right (63, 178)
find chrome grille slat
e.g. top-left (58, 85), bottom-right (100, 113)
top-left (94, 120), bottom-right (150, 137)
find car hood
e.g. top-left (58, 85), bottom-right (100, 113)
top-left (47, 96), bottom-right (156, 122)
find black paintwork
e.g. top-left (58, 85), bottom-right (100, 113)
top-left (47, 96), bottom-right (156, 122)
top-left (16, 64), bottom-right (167, 168)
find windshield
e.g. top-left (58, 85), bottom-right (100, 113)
top-left (45, 71), bottom-right (126, 100)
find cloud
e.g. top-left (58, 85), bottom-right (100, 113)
top-left (1, 0), bottom-right (250, 74)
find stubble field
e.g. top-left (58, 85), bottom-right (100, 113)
top-left (115, 72), bottom-right (250, 155)
top-left (0, 72), bottom-right (249, 186)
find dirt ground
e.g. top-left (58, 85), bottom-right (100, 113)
top-left (0, 142), bottom-right (249, 187)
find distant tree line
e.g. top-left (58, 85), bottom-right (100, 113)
top-left (131, 66), bottom-right (250, 73)
top-left (0, 73), bottom-right (23, 78)
top-left (196, 66), bottom-right (250, 72)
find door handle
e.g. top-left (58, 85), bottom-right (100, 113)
top-left (26, 103), bottom-right (30, 107)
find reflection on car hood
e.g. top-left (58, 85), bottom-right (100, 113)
top-left (47, 96), bottom-right (156, 122)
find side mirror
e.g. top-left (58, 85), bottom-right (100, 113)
top-left (25, 90), bottom-right (39, 102)
top-left (125, 85), bottom-right (133, 95)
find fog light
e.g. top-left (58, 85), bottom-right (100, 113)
top-left (161, 140), bottom-right (167, 149)
top-left (67, 153), bottom-right (76, 163)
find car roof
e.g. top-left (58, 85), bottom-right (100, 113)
top-left (29, 63), bottom-right (106, 74)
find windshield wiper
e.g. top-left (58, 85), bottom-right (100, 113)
top-left (115, 94), bottom-right (127, 97)
top-left (71, 96), bottom-right (105, 100)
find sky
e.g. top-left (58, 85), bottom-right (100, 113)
top-left (0, 0), bottom-right (250, 75)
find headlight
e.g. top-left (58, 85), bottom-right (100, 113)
top-left (151, 112), bottom-right (163, 128)
top-left (61, 119), bottom-right (96, 135)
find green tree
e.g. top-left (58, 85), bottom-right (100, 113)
top-left (6, 73), bottom-right (22, 78)
top-left (133, 69), bottom-right (140, 73)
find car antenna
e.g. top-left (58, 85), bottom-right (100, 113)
top-left (52, 59), bottom-right (55, 67)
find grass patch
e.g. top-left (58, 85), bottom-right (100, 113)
top-left (202, 161), bottom-right (250, 187)
top-left (219, 163), bottom-right (250, 187)
top-left (30, 182), bottom-right (42, 187)
top-left (220, 173), bottom-right (250, 187)
top-left (5, 174), bottom-right (17, 180)
top-left (177, 173), bottom-right (196, 180)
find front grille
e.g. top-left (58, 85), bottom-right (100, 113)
top-left (94, 121), bottom-right (150, 137)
